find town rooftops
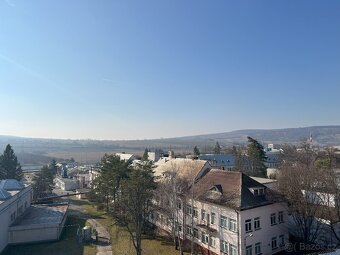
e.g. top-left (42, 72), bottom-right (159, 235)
top-left (191, 170), bottom-right (273, 210)
top-left (154, 158), bottom-right (210, 180)
top-left (0, 179), bottom-right (24, 191)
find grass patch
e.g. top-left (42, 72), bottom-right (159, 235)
top-left (71, 197), bottom-right (190, 255)
top-left (2, 216), bottom-right (96, 255)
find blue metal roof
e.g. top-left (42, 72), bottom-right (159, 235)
top-left (0, 179), bottom-right (24, 191)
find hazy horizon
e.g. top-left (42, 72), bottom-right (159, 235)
top-left (1, 0), bottom-right (339, 140)
top-left (1, 124), bottom-right (340, 141)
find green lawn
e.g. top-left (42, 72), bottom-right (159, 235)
top-left (79, 199), bottom-right (190, 255)
top-left (2, 216), bottom-right (96, 255)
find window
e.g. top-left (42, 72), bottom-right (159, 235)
top-left (186, 226), bottom-right (192, 236)
top-left (259, 188), bottom-right (264, 195)
top-left (271, 213), bottom-right (277, 225)
top-left (201, 209), bottom-right (206, 220)
top-left (245, 219), bottom-right (252, 232)
top-left (221, 240), bottom-right (228, 253)
top-left (177, 200), bottom-right (182, 209)
top-left (230, 244), bottom-right (237, 255)
top-left (10, 212), bottom-right (16, 222)
top-left (278, 211), bottom-right (284, 223)
top-left (254, 217), bottom-right (260, 230)
top-left (193, 207), bottom-right (198, 217)
top-left (255, 242), bottom-right (261, 255)
top-left (254, 189), bottom-right (259, 196)
top-left (187, 205), bottom-right (198, 217)
top-left (193, 228), bottom-right (198, 238)
top-left (211, 212), bottom-right (216, 225)
top-left (221, 216), bottom-right (228, 228)
top-left (201, 232), bottom-right (209, 244)
top-left (186, 204), bottom-right (192, 215)
top-left (279, 235), bottom-right (285, 247)
top-left (209, 237), bottom-right (216, 247)
top-left (246, 245), bottom-right (252, 255)
top-left (271, 237), bottom-right (277, 250)
top-left (229, 219), bottom-right (237, 232)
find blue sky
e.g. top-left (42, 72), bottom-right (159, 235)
top-left (0, 0), bottom-right (339, 140)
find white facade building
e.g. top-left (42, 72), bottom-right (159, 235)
top-left (0, 179), bottom-right (33, 253)
top-left (151, 170), bottom-right (288, 255)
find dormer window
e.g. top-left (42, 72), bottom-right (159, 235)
top-left (210, 185), bottom-right (223, 193)
top-left (250, 187), bottom-right (265, 196)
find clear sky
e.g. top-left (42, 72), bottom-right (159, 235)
top-left (0, 0), bottom-right (339, 140)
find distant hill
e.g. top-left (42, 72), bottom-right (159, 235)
top-left (1, 125), bottom-right (340, 164)
top-left (177, 125), bottom-right (340, 146)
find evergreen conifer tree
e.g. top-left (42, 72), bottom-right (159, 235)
top-left (247, 137), bottom-right (267, 177)
top-left (142, 148), bottom-right (149, 161)
top-left (214, 142), bottom-right (221, 154)
top-left (193, 146), bottom-right (200, 156)
top-left (0, 144), bottom-right (22, 180)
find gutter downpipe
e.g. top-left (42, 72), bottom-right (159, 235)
top-left (236, 210), bottom-right (240, 255)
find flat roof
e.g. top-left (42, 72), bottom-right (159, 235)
top-left (12, 203), bottom-right (68, 226)
top-left (250, 176), bottom-right (277, 184)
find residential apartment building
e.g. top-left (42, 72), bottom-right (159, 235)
top-left (151, 169), bottom-right (288, 255)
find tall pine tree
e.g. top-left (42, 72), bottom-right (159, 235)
top-left (0, 144), bottom-right (22, 180)
top-left (247, 137), bottom-right (267, 177)
top-left (32, 165), bottom-right (54, 199)
top-left (193, 146), bottom-right (200, 156)
top-left (49, 159), bottom-right (58, 175)
top-left (142, 148), bottom-right (149, 161)
top-left (214, 142), bottom-right (221, 154)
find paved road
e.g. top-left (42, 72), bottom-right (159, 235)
top-left (87, 219), bottom-right (112, 255)
top-left (62, 194), bottom-right (113, 255)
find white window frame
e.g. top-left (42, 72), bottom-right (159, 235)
top-left (245, 219), bottom-right (252, 232)
top-left (255, 242), bottom-right (261, 255)
top-left (271, 213), bottom-right (277, 225)
top-left (278, 211), bottom-right (284, 223)
top-left (271, 237), bottom-right (277, 250)
top-left (229, 218), bottom-right (237, 232)
top-left (254, 217), bottom-right (260, 230)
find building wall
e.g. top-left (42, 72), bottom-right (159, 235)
top-left (8, 224), bottom-right (60, 244)
top-left (152, 198), bottom-right (288, 255)
top-left (54, 178), bottom-right (79, 191)
top-left (0, 186), bottom-right (32, 253)
top-left (239, 203), bottom-right (288, 255)
top-left (184, 200), bottom-right (239, 255)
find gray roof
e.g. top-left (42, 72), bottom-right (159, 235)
top-left (0, 188), bottom-right (12, 201)
top-left (0, 179), bottom-right (24, 191)
top-left (192, 170), bottom-right (273, 210)
top-left (199, 154), bottom-right (235, 167)
top-left (11, 203), bottom-right (68, 226)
